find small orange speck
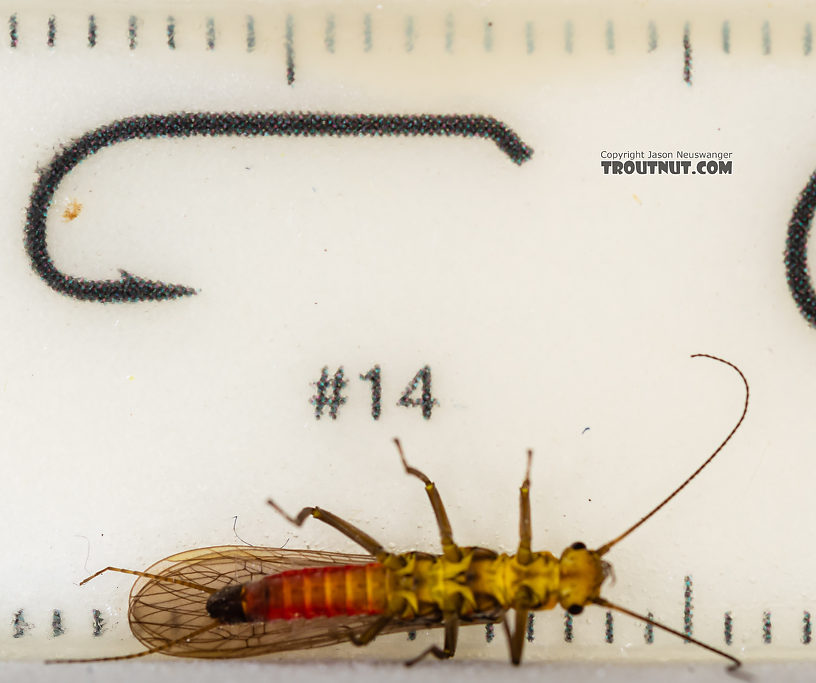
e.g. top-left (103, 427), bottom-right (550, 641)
top-left (632, 194), bottom-right (642, 205)
top-left (62, 199), bottom-right (82, 222)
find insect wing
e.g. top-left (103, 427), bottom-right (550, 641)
top-left (128, 545), bottom-right (424, 658)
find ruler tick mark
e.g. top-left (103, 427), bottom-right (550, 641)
top-left (762, 20), bottom-right (771, 55)
top-left (683, 22), bottom-right (692, 85)
top-left (405, 16), bottom-right (415, 53)
top-left (128, 15), bottom-right (137, 50)
top-left (52, 609), bottom-right (64, 637)
top-left (564, 20), bottom-right (574, 54)
top-left (648, 21), bottom-right (657, 52)
top-left (525, 21), bottom-right (534, 54)
top-left (484, 19), bottom-right (493, 53)
top-left (804, 611), bottom-right (812, 644)
top-left (12, 609), bottom-right (29, 638)
top-left (762, 611), bottom-right (772, 643)
top-left (445, 14), bottom-right (454, 54)
top-left (605, 611), bottom-right (614, 643)
top-left (167, 16), bottom-right (176, 50)
top-left (92, 609), bottom-right (104, 637)
top-left (363, 14), bottom-right (372, 52)
top-left (564, 611), bottom-right (573, 642)
top-left (485, 623), bottom-right (495, 643)
top-left (246, 16), bottom-right (255, 52)
top-left (9, 13), bottom-right (17, 48)
top-left (805, 23), bottom-right (812, 56)
top-left (722, 21), bottom-right (731, 54)
top-left (285, 14), bottom-right (294, 85)
top-left (605, 20), bottom-right (614, 53)
top-left (683, 576), bottom-right (693, 640)
top-left (47, 15), bottom-right (56, 48)
top-left (724, 611), bottom-right (733, 645)
top-left (206, 17), bottom-right (215, 50)
top-left (526, 612), bottom-right (535, 642)
top-left (325, 14), bottom-right (335, 53)
top-left (88, 15), bottom-right (97, 48)
top-left (645, 611), bottom-right (654, 643)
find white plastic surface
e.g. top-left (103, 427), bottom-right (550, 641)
top-left (0, 0), bottom-right (814, 670)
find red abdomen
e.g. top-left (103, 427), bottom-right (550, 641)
top-left (243, 563), bottom-right (388, 621)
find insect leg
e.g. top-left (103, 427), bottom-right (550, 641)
top-left (517, 450), bottom-right (534, 565)
top-left (267, 500), bottom-right (387, 558)
top-left (79, 566), bottom-right (216, 594)
top-left (502, 609), bottom-right (528, 665)
top-left (346, 615), bottom-right (392, 646)
top-left (393, 438), bottom-right (460, 562)
top-left (404, 613), bottom-right (460, 665)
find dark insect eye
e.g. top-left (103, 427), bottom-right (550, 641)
top-left (571, 542), bottom-right (586, 550)
top-left (568, 604), bottom-right (584, 615)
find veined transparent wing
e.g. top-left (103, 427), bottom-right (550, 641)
top-left (128, 545), bottom-right (447, 658)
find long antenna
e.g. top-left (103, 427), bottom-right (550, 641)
top-left (78, 565), bottom-right (218, 595)
top-left (596, 354), bottom-right (749, 557)
top-left (594, 597), bottom-right (741, 669)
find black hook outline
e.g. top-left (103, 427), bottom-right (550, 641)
top-left (787, 169), bottom-right (816, 325)
top-left (25, 112), bottom-right (533, 303)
